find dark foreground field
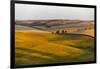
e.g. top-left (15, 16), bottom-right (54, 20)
top-left (15, 32), bottom-right (95, 67)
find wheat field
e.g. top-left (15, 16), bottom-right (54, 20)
top-left (15, 31), bottom-right (94, 67)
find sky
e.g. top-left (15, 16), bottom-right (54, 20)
top-left (15, 4), bottom-right (94, 20)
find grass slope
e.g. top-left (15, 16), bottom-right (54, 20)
top-left (15, 32), bottom-right (94, 67)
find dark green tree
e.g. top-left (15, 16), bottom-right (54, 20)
top-left (56, 30), bottom-right (60, 34)
top-left (64, 30), bottom-right (67, 33)
top-left (62, 30), bottom-right (65, 33)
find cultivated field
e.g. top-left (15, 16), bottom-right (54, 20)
top-left (15, 19), bottom-right (95, 67)
top-left (15, 31), bottom-right (94, 67)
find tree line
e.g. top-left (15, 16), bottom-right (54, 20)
top-left (52, 30), bottom-right (67, 34)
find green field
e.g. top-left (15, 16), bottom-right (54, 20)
top-left (15, 32), bottom-right (94, 67)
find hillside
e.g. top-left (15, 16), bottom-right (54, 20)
top-left (16, 19), bottom-right (82, 24)
top-left (83, 29), bottom-right (94, 37)
top-left (15, 25), bottom-right (33, 30)
top-left (15, 19), bottom-right (94, 37)
top-left (15, 32), bottom-right (94, 67)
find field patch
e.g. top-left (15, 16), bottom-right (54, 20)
top-left (15, 31), bottom-right (94, 67)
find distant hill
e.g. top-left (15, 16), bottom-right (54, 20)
top-left (15, 19), bottom-right (94, 37)
top-left (16, 19), bottom-right (89, 24)
top-left (15, 25), bottom-right (34, 30)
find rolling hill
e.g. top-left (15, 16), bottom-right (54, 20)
top-left (15, 19), bottom-right (94, 37)
top-left (15, 31), bottom-right (94, 67)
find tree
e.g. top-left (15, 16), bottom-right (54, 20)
top-left (64, 30), bottom-right (67, 33)
top-left (62, 30), bottom-right (65, 33)
top-left (56, 30), bottom-right (60, 34)
top-left (51, 32), bottom-right (54, 34)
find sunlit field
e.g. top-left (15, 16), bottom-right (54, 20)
top-left (15, 31), bottom-right (94, 67)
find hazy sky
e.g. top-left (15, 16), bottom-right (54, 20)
top-left (15, 4), bottom-right (94, 20)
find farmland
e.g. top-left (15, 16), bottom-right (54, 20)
top-left (15, 19), bottom-right (94, 37)
top-left (15, 31), bottom-right (94, 67)
top-left (15, 19), bottom-right (95, 67)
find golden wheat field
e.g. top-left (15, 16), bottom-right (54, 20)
top-left (15, 31), bottom-right (94, 67)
